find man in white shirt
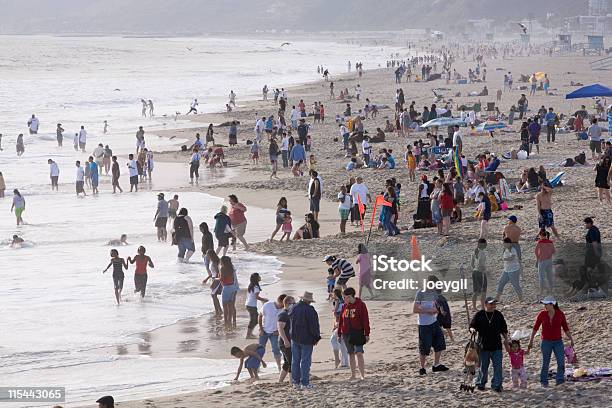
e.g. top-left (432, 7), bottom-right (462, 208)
top-left (254, 117), bottom-right (265, 143)
top-left (127, 153), bottom-right (139, 192)
top-left (93, 143), bottom-right (105, 174)
top-left (187, 99), bottom-right (198, 115)
top-left (280, 133), bottom-right (289, 168)
top-left (258, 294), bottom-right (286, 371)
top-left (361, 137), bottom-right (372, 167)
top-left (349, 176), bottom-right (371, 224)
top-left (452, 125), bottom-right (463, 155)
top-left (229, 90), bottom-right (236, 107)
top-left (290, 107), bottom-right (299, 129)
top-left (75, 160), bottom-right (86, 196)
top-left (27, 114), bottom-right (39, 134)
top-left (355, 84), bottom-right (362, 101)
top-left (78, 126), bottom-right (87, 152)
top-left (48, 159), bottom-right (60, 191)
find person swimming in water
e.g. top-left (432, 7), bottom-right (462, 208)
top-left (103, 249), bottom-right (128, 305)
top-left (127, 246), bottom-right (154, 298)
top-left (10, 235), bottom-right (24, 247)
top-left (107, 234), bottom-right (128, 246)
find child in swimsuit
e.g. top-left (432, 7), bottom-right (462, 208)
top-left (103, 249), bottom-right (128, 305)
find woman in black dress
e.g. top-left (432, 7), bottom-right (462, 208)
top-left (594, 156), bottom-right (611, 205)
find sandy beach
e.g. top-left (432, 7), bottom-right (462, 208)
top-left (66, 44), bottom-right (612, 408)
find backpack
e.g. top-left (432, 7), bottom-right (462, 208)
top-left (436, 294), bottom-right (452, 329)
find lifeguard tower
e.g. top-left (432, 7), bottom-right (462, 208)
top-left (586, 35), bottom-right (604, 55)
top-left (557, 34), bottom-right (572, 52)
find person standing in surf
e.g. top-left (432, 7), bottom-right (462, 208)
top-left (48, 159), bottom-right (60, 191)
top-left (154, 193), bottom-right (169, 242)
top-left (127, 246), bottom-right (154, 299)
top-left (88, 156), bottom-right (99, 195)
top-left (75, 161), bottom-right (86, 197)
top-left (103, 249), bottom-right (128, 305)
top-left (127, 154), bottom-right (139, 192)
top-left (111, 156), bottom-right (123, 193)
top-left (56, 123), bottom-right (64, 147)
top-left (11, 189), bottom-right (26, 225)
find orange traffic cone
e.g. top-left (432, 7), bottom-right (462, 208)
top-left (411, 235), bottom-right (421, 261)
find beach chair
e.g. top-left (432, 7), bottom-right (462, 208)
top-left (549, 172), bottom-right (565, 188)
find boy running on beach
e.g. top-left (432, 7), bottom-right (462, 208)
top-left (103, 249), bottom-right (128, 305)
top-left (231, 344), bottom-right (267, 382)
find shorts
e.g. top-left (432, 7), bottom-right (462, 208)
top-left (177, 238), bottom-right (196, 258)
top-left (76, 181), bottom-right (85, 193)
top-left (310, 198), bottom-right (321, 212)
top-left (539, 209), bottom-right (554, 228)
top-left (233, 221), bottom-right (247, 238)
top-left (280, 343), bottom-right (292, 372)
top-left (472, 271), bottom-right (488, 294)
top-left (221, 283), bottom-right (238, 304)
top-left (137, 140), bottom-right (145, 148)
top-left (155, 217), bottom-right (168, 228)
top-left (216, 232), bottom-right (230, 247)
top-left (169, 209), bottom-right (177, 218)
top-left (51, 176), bottom-right (59, 186)
top-left (15, 207), bottom-right (25, 218)
top-left (345, 340), bottom-right (365, 354)
top-left (590, 140), bottom-right (602, 153)
top-left (418, 321), bottom-right (446, 356)
top-left (246, 306), bottom-right (258, 329)
top-left (337, 277), bottom-right (349, 286)
top-left (113, 273), bottom-right (125, 290)
top-left (244, 345), bottom-right (265, 370)
top-left (529, 134), bottom-right (539, 144)
top-left (112, 176), bottom-right (120, 186)
top-left (134, 273), bottom-right (148, 296)
top-left (130, 176), bottom-right (138, 186)
top-left (339, 208), bottom-right (350, 221)
top-left (79, 142), bottom-right (86, 149)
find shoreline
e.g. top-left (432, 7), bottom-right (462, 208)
top-left (57, 46), bottom-right (611, 407)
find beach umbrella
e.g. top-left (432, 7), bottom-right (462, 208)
top-left (475, 121), bottom-right (507, 132)
top-left (422, 117), bottom-right (466, 128)
top-left (565, 84), bottom-right (612, 99)
top-left (534, 72), bottom-right (546, 81)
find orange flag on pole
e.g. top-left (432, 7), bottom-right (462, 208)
top-left (357, 195), bottom-right (365, 232)
top-left (369, 195), bottom-right (392, 227)
top-left (411, 235), bottom-right (421, 261)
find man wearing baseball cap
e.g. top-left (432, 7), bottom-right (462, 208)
top-left (469, 297), bottom-right (509, 392)
top-left (154, 193), bottom-right (169, 242)
top-left (96, 395), bottom-right (114, 408)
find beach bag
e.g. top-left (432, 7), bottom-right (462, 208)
top-left (565, 346), bottom-right (578, 364)
top-left (436, 295), bottom-right (452, 329)
top-left (346, 306), bottom-right (367, 346)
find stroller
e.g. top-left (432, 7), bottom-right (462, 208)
top-left (460, 331), bottom-right (480, 392)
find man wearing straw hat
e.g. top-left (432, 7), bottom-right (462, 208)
top-left (289, 291), bottom-right (321, 389)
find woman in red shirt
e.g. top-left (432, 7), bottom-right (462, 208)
top-left (527, 297), bottom-right (575, 387)
top-left (439, 183), bottom-right (454, 236)
top-left (228, 194), bottom-right (249, 251)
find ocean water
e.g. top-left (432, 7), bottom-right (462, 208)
top-left (0, 35), bottom-right (394, 406)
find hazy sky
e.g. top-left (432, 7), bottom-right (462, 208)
top-left (0, 0), bottom-right (583, 34)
